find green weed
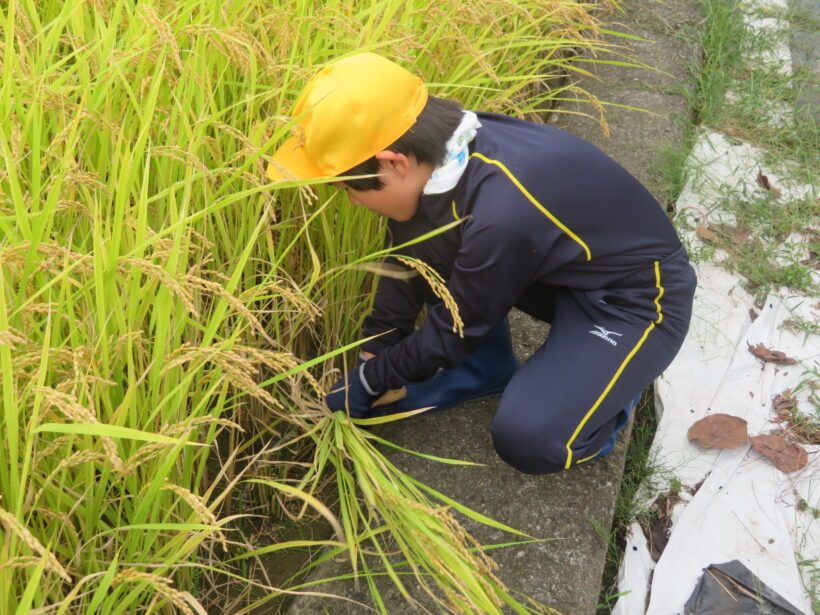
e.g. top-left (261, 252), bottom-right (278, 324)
top-left (596, 391), bottom-right (669, 614)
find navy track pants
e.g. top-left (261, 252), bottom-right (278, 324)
top-left (491, 248), bottom-right (696, 474)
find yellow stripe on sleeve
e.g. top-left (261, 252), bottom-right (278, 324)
top-left (470, 152), bottom-right (592, 261)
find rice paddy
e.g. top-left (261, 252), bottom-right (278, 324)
top-left (1, 1), bottom-right (616, 612)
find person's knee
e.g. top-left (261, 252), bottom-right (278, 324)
top-left (490, 412), bottom-right (568, 474)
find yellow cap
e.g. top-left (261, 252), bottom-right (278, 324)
top-left (267, 53), bottom-right (428, 182)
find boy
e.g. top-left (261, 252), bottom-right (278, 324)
top-left (268, 52), bottom-right (696, 474)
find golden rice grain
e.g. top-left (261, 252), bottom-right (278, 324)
top-left (0, 327), bottom-right (30, 348)
top-left (195, 120), bottom-right (253, 147)
top-left (161, 483), bottom-right (227, 550)
top-left (53, 166), bottom-right (112, 197)
top-left (139, 5), bottom-right (184, 73)
top-left (0, 556), bottom-right (40, 570)
top-left (36, 387), bottom-right (125, 472)
top-left (121, 442), bottom-right (171, 476)
top-left (113, 569), bottom-right (194, 615)
top-left (163, 415), bottom-right (244, 435)
top-left (240, 278), bottom-right (322, 323)
top-left (182, 274), bottom-right (277, 347)
top-left (0, 507), bottom-right (71, 582)
top-left (162, 343), bottom-right (281, 408)
top-left (55, 199), bottom-right (94, 218)
top-left (119, 258), bottom-right (198, 317)
top-left (395, 256), bottom-right (463, 337)
top-left (35, 435), bottom-right (72, 461)
top-left (150, 145), bottom-right (210, 175)
top-left (31, 507), bottom-right (81, 545)
top-left (36, 450), bottom-right (109, 502)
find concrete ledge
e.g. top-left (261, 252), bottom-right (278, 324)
top-left (288, 311), bottom-right (630, 615)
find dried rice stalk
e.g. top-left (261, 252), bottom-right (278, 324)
top-left (0, 556), bottom-right (40, 570)
top-left (55, 199), bottom-right (94, 218)
top-left (0, 327), bottom-right (30, 348)
top-left (395, 256), bottom-right (463, 337)
top-left (121, 441), bottom-right (172, 476)
top-left (161, 483), bottom-right (227, 549)
top-left (150, 145), bottom-right (210, 175)
top-left (162, 342), bottom-right (308, 409)
top-left (182, 274), bottom-right (277, 346)
top-left (35, 450), bottom-right (109, 502)
top-left (119, 258), bottom-right (197, 317)
top-left (0, 506), bottom-right (71, 582)
top-left (240, 278), bottom-right (322, 323)
top-left (139, 5), bottom-right (183, 73)
top-left (112, 569), bottom-right (195, 615)
top-left (36, 387), bottom-right (124, 472)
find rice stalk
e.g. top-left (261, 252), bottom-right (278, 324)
top-left (161, 483), bottom-right (228, 550)
top-left (36, 387), bottom-right (124, 472)
top-left (0, 327), bottom-right (30, 347)
top-left (395, 255), bottom-right (464, 337)
top-left (0, 556), bottom-right (41, 571)
top-left (1, 0), bottom-right (619, 610)
top-left (0, 507), bottom-right (71, 583)
top-left (112, 569), bottom-right (196, 615)
top-left (34, 450), bottom-right (109, 503)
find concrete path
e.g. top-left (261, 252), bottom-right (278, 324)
top-left (286, 1), bottom-right (702, 613)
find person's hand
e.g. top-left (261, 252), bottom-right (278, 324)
top-left (325, 366), bottom-right (381, 418)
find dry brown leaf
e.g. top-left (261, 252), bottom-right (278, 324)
top-left (748, 343), bottom-right (797, 365)
top-left (756, 170), bottom-right (782, 197)
top-left (696, 224), bottom-right (719, 244)
top-left (772, 392), bottom-right (796, 414)
top-left (688, 414), bottom-right (749, 449)
top-left (749, 308), bottom-right (759, 322)
top-left (750, 434), bottom-right (808, 472)
top-left (714, 224), bottom-right (751, 245)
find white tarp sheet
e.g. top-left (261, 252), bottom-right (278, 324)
top-left (613, 127), bottom-right (819, 614)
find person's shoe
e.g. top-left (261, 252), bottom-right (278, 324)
top-left (387, 319), bottom-right (519, 415)
top-left (581, 393), bottom-right (642, 463)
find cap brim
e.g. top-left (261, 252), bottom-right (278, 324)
top-left (266, 136), bottom-right (324, 182)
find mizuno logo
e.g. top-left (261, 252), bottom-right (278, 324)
top-left (589, 325), bottom-right (623, 346)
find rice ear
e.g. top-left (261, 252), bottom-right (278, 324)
top-left (0, 507), bottom-right (71, 583)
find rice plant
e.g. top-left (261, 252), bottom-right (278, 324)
top-left (1, 0), bottom-right (614, 612)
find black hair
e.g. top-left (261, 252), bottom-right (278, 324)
top-left (339, 95), bottom-right (464, 191)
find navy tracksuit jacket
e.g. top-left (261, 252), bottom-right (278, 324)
top-left (360, 112), bottom-right (696, 474)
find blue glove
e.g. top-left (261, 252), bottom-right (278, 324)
top-left (325, 364), bottom-right (381, 418)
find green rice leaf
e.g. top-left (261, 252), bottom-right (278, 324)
top-left (33, 423), bottom-right (205, 445)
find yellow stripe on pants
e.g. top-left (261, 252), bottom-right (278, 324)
top-left (563, 261), bottom-right (665, 468)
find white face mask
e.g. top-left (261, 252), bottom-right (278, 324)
top-left (422, 111), bottom-right (481, 195)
